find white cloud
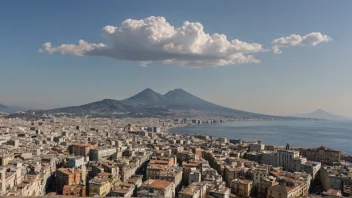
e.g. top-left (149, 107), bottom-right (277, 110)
top-left (38, 40), bottom-right (107, 56)
top-left (39, 16), bottom-right (264, 67)
top-left (272, 32), bottom-right (332, 54)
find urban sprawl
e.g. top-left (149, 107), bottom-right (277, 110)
top-left (0, 117), bottom-right (351, 198)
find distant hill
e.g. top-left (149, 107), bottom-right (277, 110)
top-left (40, 99), bottom-right (147, 117)
top-left (0, 103), bottom-right (34, 113)
top-left (295, 109), bottom-right (350, 120)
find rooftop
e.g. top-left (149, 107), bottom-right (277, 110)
top-left (270, 184), bottom-right (294, 193)
top-left (142, 179), bottom-right (173, 190)
top-left (179, 183), bottom-right (201, 196)
top-left (231, 179), bottom-right (252, 185)
top-left (57, 168), bottom-right (82, 175)
top-left (89, 176), bottom-right (110, 184)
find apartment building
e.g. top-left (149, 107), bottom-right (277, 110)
top-left (55, 168), bottom-right (84, 194)
top-left (109, 182), bottom-right (135, 198)
top-left (137, 179), bottom-right (175, 198)
top-left (306, 146), bottom-right (341, 164)
top-left (277, 150), bottom-right (300, 171)
top-left (230, 178), bottom-right (253, 198)
top-left (89, 176), bottom-right (112, 197)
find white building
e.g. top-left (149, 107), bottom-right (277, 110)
top-left (249, 142), bottom-right (265, 152)
top-left (68, 156), bottom-right (85, 168)
top-left (301, 161), bottom-right (321, 179)
top-left (90, 148), bottom-right (117, 161)
top-left (277, 150), bottom-right (300, 171)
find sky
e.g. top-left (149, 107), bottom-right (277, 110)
top-left (1, 0), bottom-right (352, 116)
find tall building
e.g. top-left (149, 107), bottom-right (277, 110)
top-left (276, 150), bottom-right (300, 171)
top-left (230, 179), bottom-right (253, 198)
top-left (137, 179), bottom-right (175, 198)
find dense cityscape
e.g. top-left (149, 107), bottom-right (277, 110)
top-left (2, 1), bottom-right (352, 198)
top-left (0, 116), bottom-right (351, 198)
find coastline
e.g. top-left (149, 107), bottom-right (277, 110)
top-left (168, 119), bottom-right (352, 155)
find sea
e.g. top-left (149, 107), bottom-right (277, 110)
top-left (169, 120), bottom-right (352, 155)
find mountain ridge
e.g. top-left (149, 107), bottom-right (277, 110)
top-left (9, 88), bottom-right (313, 120)
top-left (0, 103), bottom-right (34, 113)
top-left (120, 88), bottom-right (279, 118)
top-left (40, 99), bottom-right (146, 117)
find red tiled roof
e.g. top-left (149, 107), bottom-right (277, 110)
top-left (143, 179), bottom-right (173, 190)
top-left (270, 184), bottom-right (293, 193)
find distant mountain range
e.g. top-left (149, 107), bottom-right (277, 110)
top-left (295, 109), bottom-right (350, 120)
top-left (7, 88), bottom-right (314, 120)
top-left (42, 99), bottom-right (142, 115)
top-left (121, 88), bottom-right (258, 116)
top-left (0, 103), bottom-right (34, 113)
top-left (34, 88), bottom-right (265, 118)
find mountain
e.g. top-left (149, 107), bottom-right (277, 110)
top-left (121, 88), bottom-right (167, 106)
top-left (0, 103), bottom-right (34, 113)
top-left (12, 89), bottom-right (309, 119)
top-left (0, 104), bottom-right (9, 113)
top-left (121, 88), bottom-right (271, 118)
top-left (295, 109), bottom-right (350, 120)
top-left (40, 99), bottom-right (145, 116)
top-left (164, 89), bottom-right (211, 106)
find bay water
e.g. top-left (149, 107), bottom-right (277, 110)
top-left (169, 120), bottom-right (352, 154)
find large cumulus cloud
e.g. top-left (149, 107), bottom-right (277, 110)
top-left (39, 16), bottom-right (264, 67)
top-left (272, 32), bottom-right (332, 54)
top-left (39, 16), bottom-right (332, 67)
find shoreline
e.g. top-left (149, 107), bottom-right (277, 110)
top-left (168, 119), bottom-right (352, 156)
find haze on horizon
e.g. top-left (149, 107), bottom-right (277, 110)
top-left (1, 0), bottom-right (352, 117)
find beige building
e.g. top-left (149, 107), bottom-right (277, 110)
top-left (110, 182), bottom-right (135, 198)
top-left (320, 165), bottom-right (352, 191)
top-left (230, 178), bottom-right (253, 198)
top-left (0, 163), bottom-right (23, 195)
top-left (224, 166), bottom-right (243, 186)
top-left (137, 179), bottom-right (175, 198)
top-left (267, 184), bottom-right (302, 198)
top-left (178, 182), bottom-right (207, 198)
top-left (268, 169), bottom-right (311, 198)
top-left (56, 168), bottom-right (84, 194)
top-left (117, 161), bottom-right (137, 182)
top-left (147, 166), bottom-right (183, 190)
top-left (258, 177), bottom-right (279, 198)
top-left (306, 146), bottom-right (341, 164)
top-left (207, 181), bottom-right (231, 198)
top-left (249, 142), bottom-right (265, 152)
top-left (89, 176), bottom-right (112, 197)
top-left (253, 168), bottom-right (269, 193)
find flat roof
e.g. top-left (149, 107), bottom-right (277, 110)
top-left (142, 179), bottom-right (173, 190)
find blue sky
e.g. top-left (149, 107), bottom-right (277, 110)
top-left (1, 0), bottom-right (352, 116)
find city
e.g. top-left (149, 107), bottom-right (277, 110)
top-left (1, 1), bottom-right (352, 197)
top-left (0, 116), bottom-right (351, 197)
